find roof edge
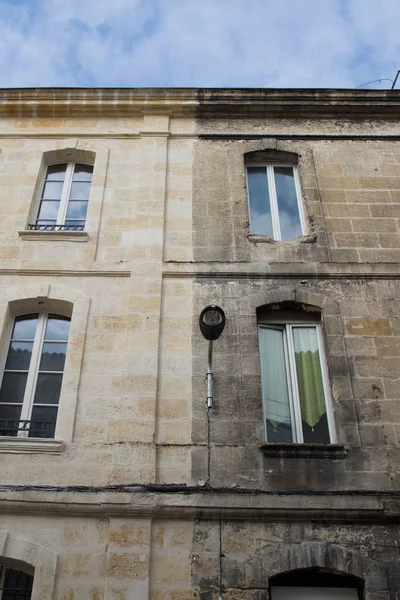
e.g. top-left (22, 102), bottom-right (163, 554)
top-left (1, 87), bottom-right (400, 119)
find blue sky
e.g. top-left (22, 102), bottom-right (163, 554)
top-left (0, 0), bottom-right (399, 89)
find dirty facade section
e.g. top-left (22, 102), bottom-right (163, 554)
top-left (0, 88), bottom-right (399, 598)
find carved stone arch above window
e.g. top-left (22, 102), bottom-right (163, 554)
top-left (251, 286), bottom-right (340, 317)
top-left (244, 148), bottom-right (299, 167)
top-left (261, 541), bottom-right (389, 599)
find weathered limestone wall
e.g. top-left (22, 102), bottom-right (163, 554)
top-left (0, 515), bottom-right (196, 600)
top-left (0, 113), bottom-right (196, 488)
top-left (192, 520), bottom-right (398, 598)
top-left (193, 120), bottom-right (400, 263)
top-left (1, 91), bottom-right (400, 598)
top-left (1, 511), bottom-right (398, 598)
top-left (190, 115), bottom-right (400, 494)
top-left (191, 277), bottom-right (400, 490)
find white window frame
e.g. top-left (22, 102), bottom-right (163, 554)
top-left (35, 161), bottom-right (92, 228)
top-left (0, 311), bottom-right (70, 439)
top-left (246, 164), bottom-right (306, 240)
top-left (258, 322), bottom-right (336, 444)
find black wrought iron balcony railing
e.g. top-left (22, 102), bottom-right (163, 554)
top-left (0, 419), bottom-right (56, 438)
top-left (27, 223), bottom-right (85, 231)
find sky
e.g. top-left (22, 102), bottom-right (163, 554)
top-left (0, 0), bottom-right (399, 89)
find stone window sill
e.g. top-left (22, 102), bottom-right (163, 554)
top-left (0, 437), bottom-right (64, 455)
top-left (18, 230), bottom-right (89, 242)
top-left (247, 234), bottom-right (317, 244)
top-left (260, 442), bottom-right (347, 459)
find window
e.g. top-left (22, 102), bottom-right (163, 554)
top-left (31, 162), bottom-right (93, 231)
top-left (0, 565), bottom-right (33, 600)
top-left (246, 165), bottom-right (304, 240)
top-left (0, 313), bottom-right (70, 438)
top-left (258, 311), bottom-right (334, 444)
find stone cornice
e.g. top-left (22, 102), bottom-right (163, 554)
top-left (1, 88), bottom-right (400, 119)
top-left (0, 268), bottom-right (130, 277)
top-left (196, 88), bottom-right (400, 119)
top-left (0, 437), bottom-right (63, 455)
top-left (0, 486), bottom-right (398, 521)
top-left (0, 88), bottom-right (197, 118)
top-left (163, 261), bottom-right (400, 280)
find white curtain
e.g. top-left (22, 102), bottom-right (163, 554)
top-left (259, 327), bottom-right (291, 435)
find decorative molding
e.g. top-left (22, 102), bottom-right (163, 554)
top-left (18, 230), bottom-right (89, 242)
top-left (138, 131), bottom-right (170, 137)
top-left (0, 487), bottom-right (395, 521)
top-left (247, 234), bottom-right (275, 244)
top-left (0, 269), bottom-right (130, 277)
top-left (163, 262), bottom-right (400, 280)
top-left (0, 88), bottom-right (197, 118)
top-left (1, 88), bottom-right (400, 119)
top-left (199, 133), bottom-right (400, 141)
top-left (247, 234), bottom-right (318, 245)
top-left (260, 442), bottom-right (348, 459)
top-left (0, 437), bottom-right (64, 455)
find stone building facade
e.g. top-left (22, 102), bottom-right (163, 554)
top-left (0, 88), bottom-right (399, 598)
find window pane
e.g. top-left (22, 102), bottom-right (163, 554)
top-left (38, 200), bottom-right (60, 219)
top-left (46, 164), bottom-right (67, 180)
top-left (259, 327), bottom-right (293, 442)
top-left (3, 568), bottom-right (33, 599)
top-left (5, 341), bottom-right (33, 370)
top-left (73, 164), bottom-right (93, 180)
top-left (39, 342), bottom-right (67, 371)
top-left (45, 315), bottom-right (70, 341)
top-left (0, 372), bottom-right (28, 403)
top-left (0, 404), bottom-right (22, 436)
top-left (33, 373), bottom-right (63, 404)
top-left (247, 167), bottom-right (273, 237)
top-left (274, 167), bottom-right (302, 240)
top-left (293, 327), bottom-right (330, 444)
top-left (66, 200), bottom-right (88, 219)
top-left (36, 220), bottom-right (57, 227)
top-left (12, 315), bottom-right (38, 340)
top-left (29, 406), bottom-right (58, 438)
top-left (42, 181), bottom-right (64, 200)
top-left (69, 181), bottom-right (91, 199)
top-left (65, 220), bottom-right (85, 227)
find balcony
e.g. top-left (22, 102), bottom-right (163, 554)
top-left (27, 224), bottom-right (84, 231)
top-left (0, 419), bottom-right (56, 438)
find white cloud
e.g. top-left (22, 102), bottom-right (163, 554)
top-left (0, 0), bottom-right (399, 88)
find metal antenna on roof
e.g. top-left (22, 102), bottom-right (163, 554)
top-left (355, 69), bottom-right (400, 90)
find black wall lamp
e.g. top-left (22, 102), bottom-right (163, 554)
top-left (199, 305), bottom-right (226, 408)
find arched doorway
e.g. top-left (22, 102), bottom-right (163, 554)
top-left (270, 568), bottom-right (364, 600)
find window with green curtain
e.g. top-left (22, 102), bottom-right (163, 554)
top-left (258, 321), bottom-right (332, 444)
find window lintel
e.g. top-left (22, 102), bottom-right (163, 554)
top-left (245, 149), bottom-right (299, 166)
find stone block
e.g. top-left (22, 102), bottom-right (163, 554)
top-left (109, 522), bottom-right (151, 549)
top-left (345, 318), bottom-right (391, 336)
top-left (326, 203), bottom-right (370, 218)
top-left (351, 217), bottom-right (398, 233)
top-left (334, 233), bottom-right (378, 248)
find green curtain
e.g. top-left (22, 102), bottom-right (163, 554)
top-left (293, 327), bottom-right (326, 431)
